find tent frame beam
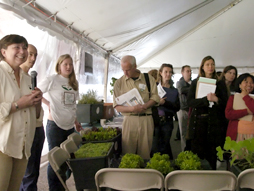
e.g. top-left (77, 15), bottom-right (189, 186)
top-left (112, 0), bottom-right (214, 53)
top-left (137, 0), bottom-right (242, 68)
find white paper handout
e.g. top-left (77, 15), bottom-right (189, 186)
top-left (195, 77), bottom-right (217, 108)
top-left (196, 83), bottom-right (216, 99)
top-left (115, 88), bottom-right (144, 106)
top-left (157, 83), bottom-right (166, 98)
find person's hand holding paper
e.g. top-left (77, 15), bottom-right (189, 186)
top-left (207, 92), bottom-right (218, 104)
top-left (196, 77), bottom-right (217, 108)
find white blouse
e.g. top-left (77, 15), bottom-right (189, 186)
top-left (0, 61), bottom-right (36, 159)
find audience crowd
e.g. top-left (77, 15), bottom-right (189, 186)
top-left (0, 33), bottom-right (254, 190)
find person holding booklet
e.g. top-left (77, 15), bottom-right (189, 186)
top-left (113, 55), bottom-right (160, 160)
top-left (156, 63), bottom-right (180, 159)
top-left (225, 73), bottom-right (254, 141)
top-left (187, 55), bottom-right (226, 170)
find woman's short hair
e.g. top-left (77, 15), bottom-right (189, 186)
top-left (234, 73), bottom-right (254, 93)
top-left (0, 34), bottom-right (28, 61)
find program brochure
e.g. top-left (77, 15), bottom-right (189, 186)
top-left (157, 83), bottom-right (166, 98)
top-left (195, 77), bottom-right (217, 108)
top-left (115, 88), bottom-right (144, 106)
top-left (233, 93), bottom-right (254, 121)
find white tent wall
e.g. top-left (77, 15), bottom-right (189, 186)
top-left (0, 7), bottom-right (123, 154)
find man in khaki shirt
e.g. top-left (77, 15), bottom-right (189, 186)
top-left (113, 55), bottom-right (160, 159)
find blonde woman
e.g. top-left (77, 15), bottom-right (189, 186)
top-left (38, 54), bottom-right (82, 191)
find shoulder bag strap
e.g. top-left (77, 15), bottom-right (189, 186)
top-left (144, 73), bottom-right (151, 97)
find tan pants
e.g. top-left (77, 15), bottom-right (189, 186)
top-left (177, 109), bottom-right (189, 151)
top-left (0, 151), bottom-right (28, 191)
top-left (122, 115), bottom-right (154, 159)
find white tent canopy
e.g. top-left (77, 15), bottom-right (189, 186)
top-left (1, 0), bottom-right (253, 74)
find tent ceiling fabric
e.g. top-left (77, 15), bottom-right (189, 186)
top-left (1, 0), bottom-right (253, 72)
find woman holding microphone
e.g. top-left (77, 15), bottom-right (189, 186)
top-left (0, 34), bottom-right (42, 191)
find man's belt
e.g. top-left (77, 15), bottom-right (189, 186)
top-left (130, 113), bottom-right (152, 116)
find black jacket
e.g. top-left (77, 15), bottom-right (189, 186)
top-left (186, 78), bottom-right (227, 146)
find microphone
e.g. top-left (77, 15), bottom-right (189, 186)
top-left (30, 71), bottom-right (37, 90)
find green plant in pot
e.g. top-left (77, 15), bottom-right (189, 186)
top-left (175, 151), bottom-right (202, 170)
top-left (109, 77), bottom-right (118, 95)
top-left (216, 136), bottom-right (254, 171)
top-left (74, 142), bottom-right (113, 158)
top-left (146, 153), bottom-right (174, 175)
top-left (78, 89), bottom-right (102, 104)
top-left (119, 153), bottom-right (173, 175)
top-left (77, 89), bottom-right (104, 123)
top-left (119, 153), bottom-right (145, 168)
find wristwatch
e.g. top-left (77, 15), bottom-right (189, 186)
top-left (14, 102), bottom-right (19, 110)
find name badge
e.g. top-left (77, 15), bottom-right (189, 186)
top-left (139, 83), bottom-right (146, 91)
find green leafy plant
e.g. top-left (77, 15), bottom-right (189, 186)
top-left (74, 142), bottom-right (113, 159)
top-left (78, 89), bottom-right (102, 104)
top-left (110, 77), bottom-right (118, 95)
top-left (146, 153), bottom-right (174, 175)
top-left (175, 151), bottom-right (202, 170)
top-left (119, 153), bottom-right (145, 168)
top-left (216, 136), bottom-right (254, 170)
top-left (82, 127), bottom-right (121, 141)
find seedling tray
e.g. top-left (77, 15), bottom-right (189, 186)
top-left (82, 132), bottom-right (122, 156)
top-left (67, 142), bottom-right (114, 190)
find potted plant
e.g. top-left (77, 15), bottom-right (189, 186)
top-left (118, 153), bottom-right (174, 176)
top-left (119, 153), bottom-right (145, 168)
top-left (67, 142), bottom-right (114, 190)
top-left (77, 89), bottom-right (104, 124)
top-left (174, 151), bottom-right (204, 170)
top-left (102, 77), bottom-right (118, 120)
top-left (145, 153), bottom-right (174, 175)
top-left (82, 126), bottom-right (122, 156)
top-left (109, 77), bottom-right (118, 96)
top-left (216, 136), bottom-right (254, 176)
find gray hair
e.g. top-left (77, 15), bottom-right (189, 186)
top-left (121, 55), bottom-right (136, 66)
